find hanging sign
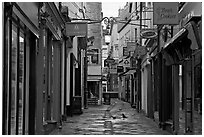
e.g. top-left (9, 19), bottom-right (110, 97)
top-left (105, 58), bottom-right (115, 64)
top-left (122, 58), bottom-right (130, 67)
top-left (134, 46), bottom-right (147, 56)
top-left (153, 2), bottom-right (179, 25)
top-left (140, 29), bottom-right (157, 39)
top-left (123, 47), bottom-right (129, 56)
top-left (66, 22), bottom-right (87, 36)
top-left (117, 66), bottom-right (124, 73)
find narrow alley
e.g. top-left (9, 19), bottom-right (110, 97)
top-left (50, 99), bottom-right (170, 135)
top-left (2, 2), bottom-right (202, 135)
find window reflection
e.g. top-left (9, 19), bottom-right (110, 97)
top-left (18, 31), bottom-right (24, 134)
top-left (11, 24), bottom-right (17, 135)
top-left (87, 49), bottom-right (99, 65)
top-left (10, 23), bottom-right (25, 135)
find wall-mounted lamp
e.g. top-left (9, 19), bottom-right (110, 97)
top-left (74, 60), bottom-right (79, 68)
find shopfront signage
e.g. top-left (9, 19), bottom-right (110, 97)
top-left (153, 2), bottom-right (179, 25)
top-left (117, 66), bottom-right (124, 73)
top-left (66, 22), bottom-right (87, 36)
top-left (122, 58), bottom-right (130, 67)
top-left (134, 46), bottom-right (147, 56)
top-left (140, 29), bottom-right (157, 39)
top-left (123, 47), bottom-right (129, 56)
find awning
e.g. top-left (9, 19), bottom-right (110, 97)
top-left (163, 28), bottom-right (188, 49)
top-left (162, 20), bottom-right (201, 65)
top-left (13, 3), bottom-right (39, 37)
top-left (163, 20), bottom-right (201, 51)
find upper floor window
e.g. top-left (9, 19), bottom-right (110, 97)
top-left (87, 48), bottom-right (99, 65)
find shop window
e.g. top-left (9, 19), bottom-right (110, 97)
top-left (18, 31), bottom-right (25, 134)
top-left (12, 25), bottom-right (25, 135)
top-left (11, 23), bottom-right (18, 135)
top-left (4, 11), bottom-right (27, 135)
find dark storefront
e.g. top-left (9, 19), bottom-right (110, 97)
top-left (3, 2), bottom-right (66, 134)
top-left (3, 2), bottom-right (40, 134)
top-left (155, 18), bottom-right (202, 134)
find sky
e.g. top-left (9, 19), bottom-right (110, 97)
top-left (102, 2), bottom-right (126, 17)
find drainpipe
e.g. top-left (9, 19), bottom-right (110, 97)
top-left (84, 39), bottom-right (88, 109)
top-left (137, 2), bottom-right (143, 112)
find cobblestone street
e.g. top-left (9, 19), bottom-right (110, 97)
top-left (50, 99), bottom-right (171, 135)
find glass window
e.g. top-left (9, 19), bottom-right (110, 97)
top-left (11, 23), bottom-right (17, 135)
top-left (4, 9), bottom-right (33, 134)
top-left (87, 49), bottom-right (99, 65)
top-left (18, 31), bottom-right (25, 134)
top-left (10, 21), bottom-right (26, 135)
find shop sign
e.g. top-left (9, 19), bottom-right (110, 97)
top-left (66, 22), bottom-right (87, 36)
top-left (117, 66), bottom-right (124, 73)
top-left (122, 58), bottom-right (130, 67)
top-left (134, 46), bottom-right (147, 56)
top-left (141, 29), bottom-right (157, 39)
top-left (153, 2), bottom-right (179, 25)
top-left (123, 47), bottom-right (129, 56)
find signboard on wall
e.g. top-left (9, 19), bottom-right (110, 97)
top-left (153, 2), bottom-right (179, 25)
top-left (66, 22), bottom-right (87, 36)
top-left (122, 58), bottom-right (130, 68)
top-left (117, 66), bottom-right (124, 73)
top-left (123, 47), bottom-right (129, 56)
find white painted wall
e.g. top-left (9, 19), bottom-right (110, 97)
top-left (141, 55), bottom-right (151, 114)
top-left (61, 41), bottom-right (65, 114)
top-left (141, 66), bottom-right (148, 114)
top-left (66, 54), bottom-right (70, 105)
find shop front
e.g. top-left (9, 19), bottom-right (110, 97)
top-left (3, 2), bottom-right (66, 134)
top-left (161, 18), bottom-right (201, 134)
top-left (3, 2), bottom-right (40, 135)
top-left (87, 76), bottom-right (102, 105)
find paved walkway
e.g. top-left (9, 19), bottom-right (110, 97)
top-left (50, 99), bottom-right (171, 135)
top-left (178, 109), bottom-right (202, 135)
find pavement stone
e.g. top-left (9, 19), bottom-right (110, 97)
top-left (50, 99), bottom-right (171, 135)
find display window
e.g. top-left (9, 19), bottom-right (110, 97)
top-left (3, 9), bottom-right (33, 135)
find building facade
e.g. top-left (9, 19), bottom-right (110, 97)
top-left (2, 2), bottom-right (97, 134)
top-left (109, 2), bottom-right (202, 134)
top-left (85, 2), bottom-right (103, 105)
top-left (148, 2), bottom-right (202, 134)
top-left (3, 2), bottom-right (67, 134)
